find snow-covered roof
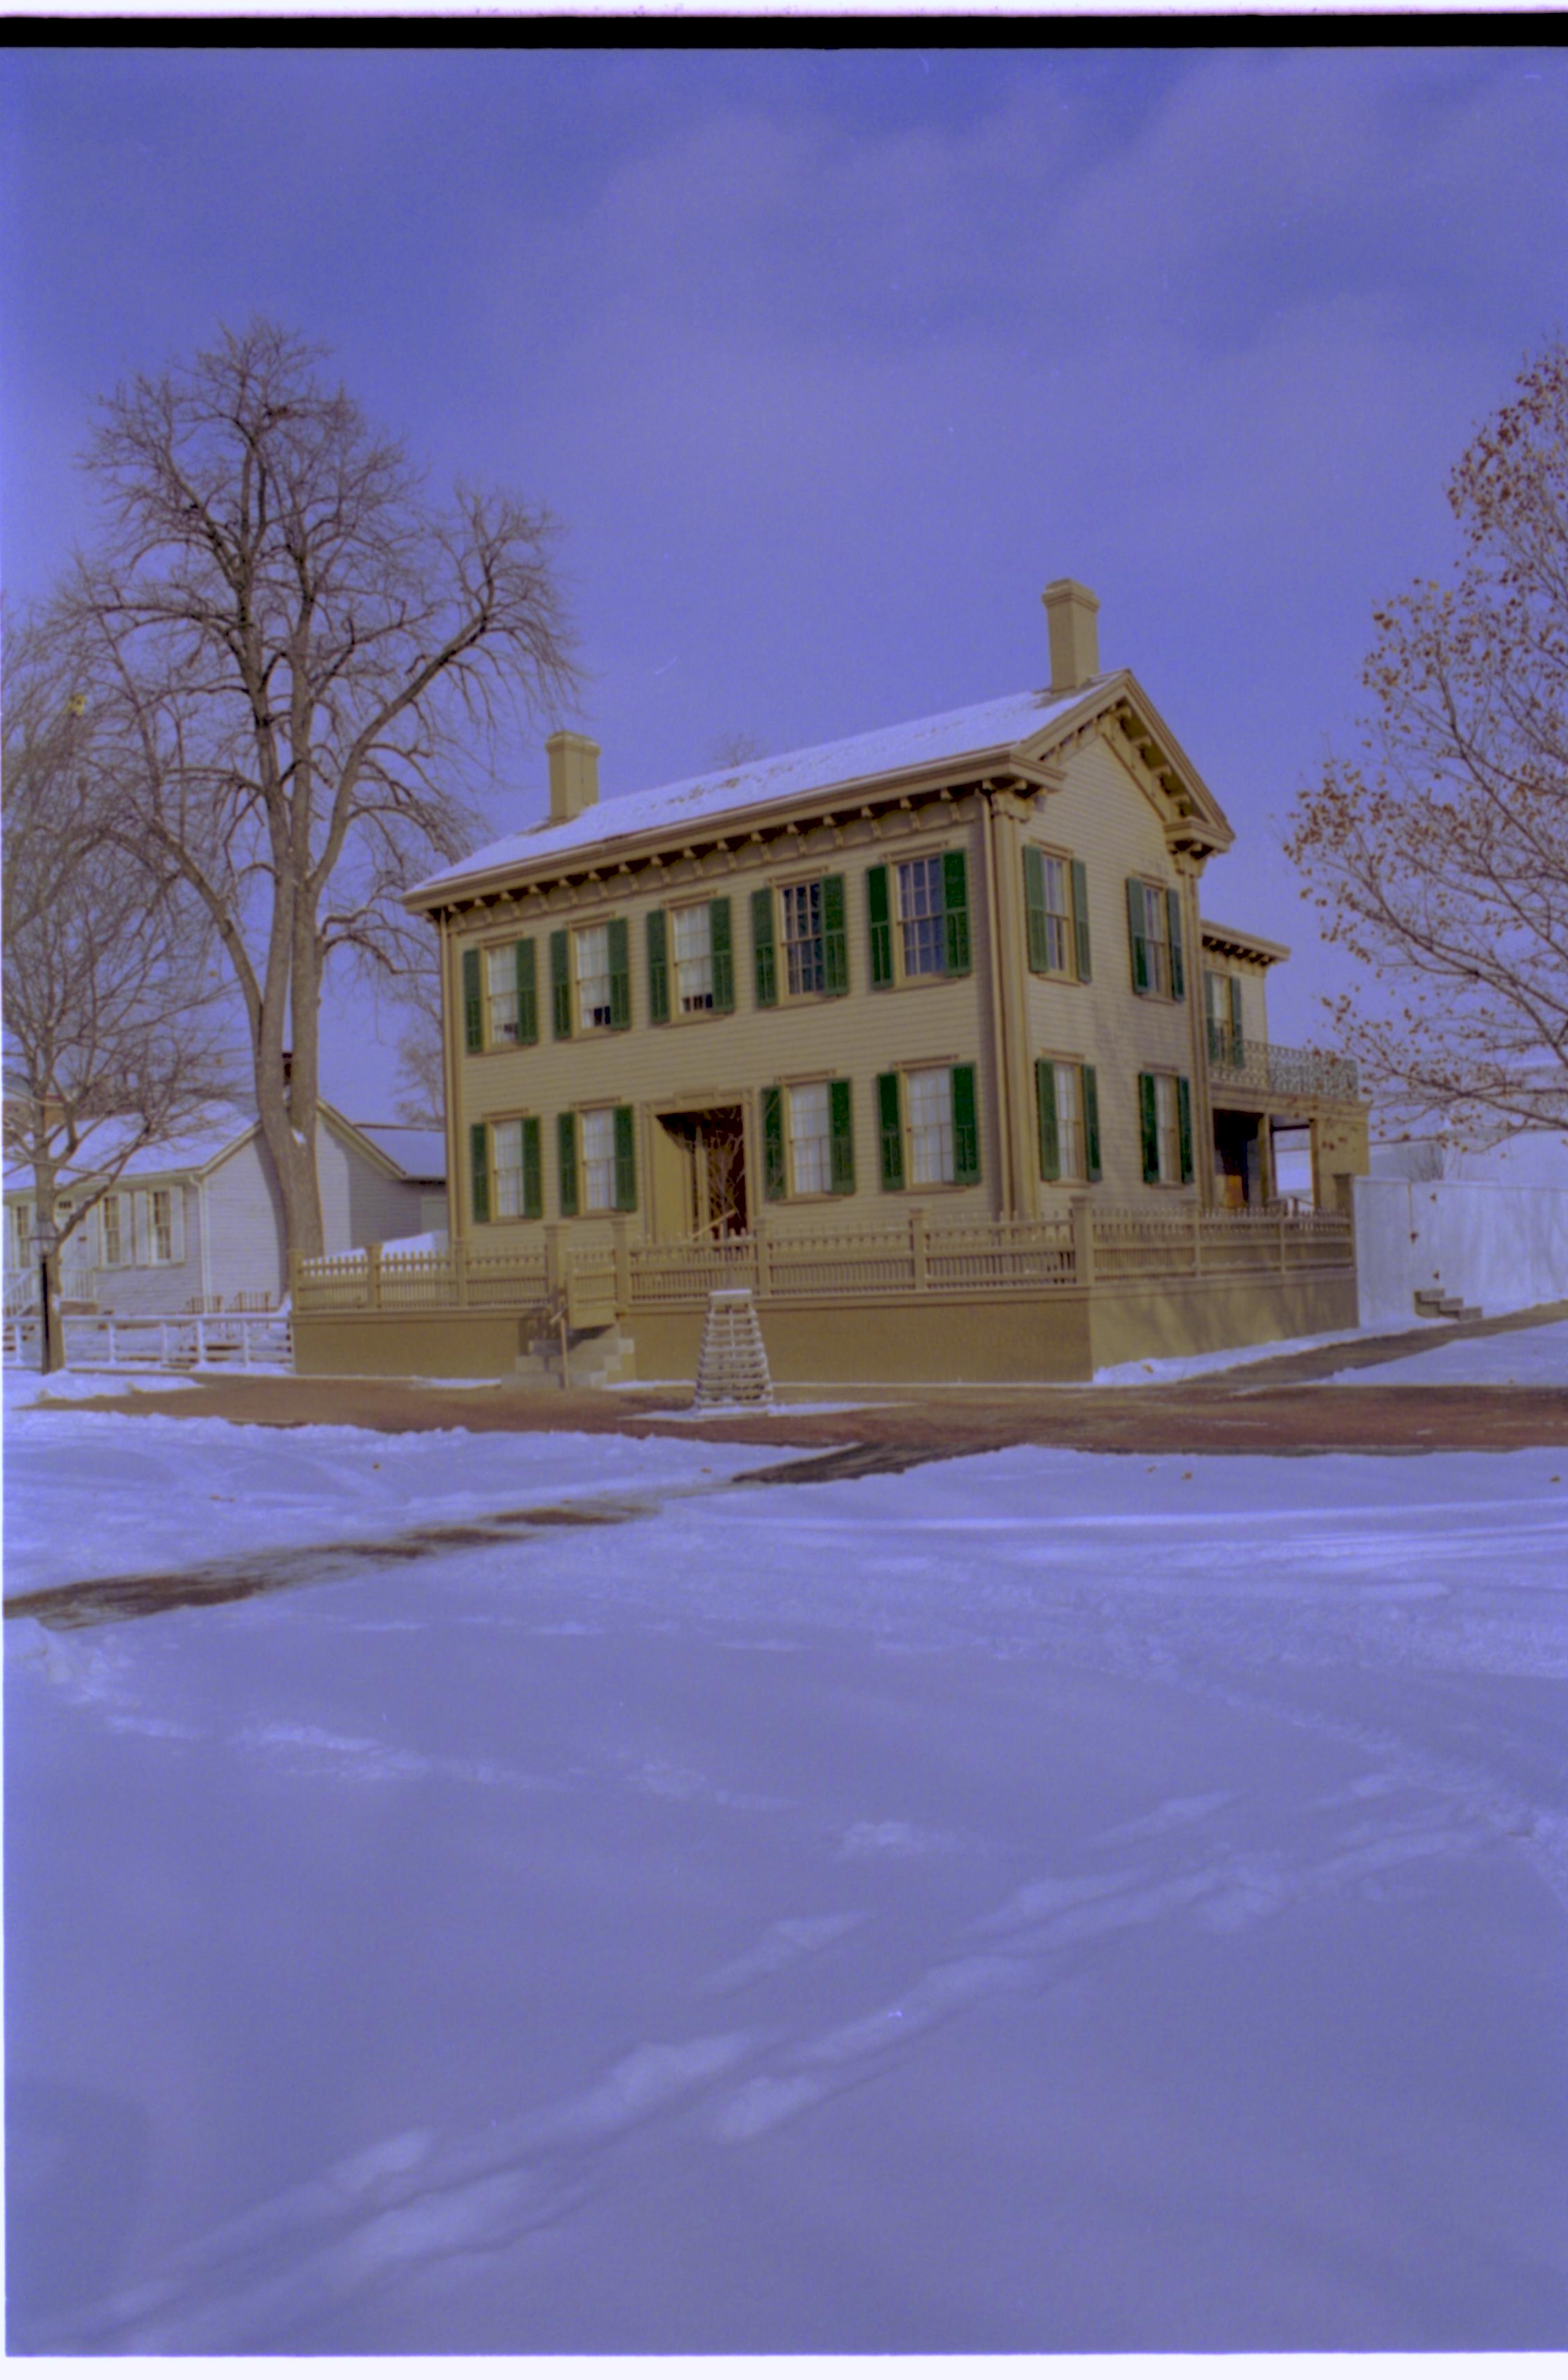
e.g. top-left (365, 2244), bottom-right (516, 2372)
top-left (350, 1125), bottom-right (447, 1182)
top-left (3, 1103), bottom-right (256, 1194)
top-left (407, 680), bottom-right (1106, 903)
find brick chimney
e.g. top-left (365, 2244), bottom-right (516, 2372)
top-left (546, 731), bottom-right (601, 825)
top-left (1042, 579), bottom-right (1101, 695)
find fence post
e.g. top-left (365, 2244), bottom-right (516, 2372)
top-left (365, 1242), bottom-right (383, 1311)
top-left (196, 1313), bottom-right (207, 1368)
top-left (909, 1206), bottom-right (928, 1293)
top-left (107, 1317), bottom-right (118, 1366)
top-left (1069, 1198), bottom-right (1097, 1290)
top-left (453, 1240), bottom-right (469, 1308)
top-left (241, 1315), bottom-right (252, 1371)
top-left (611, 1216), bottom-right (632, 1312)
top-left (753, 1216), bottom-right (771, 1297)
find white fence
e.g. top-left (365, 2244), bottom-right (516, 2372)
top-left (3, 1311), bottom-right (294, 1372)
top-left (1352, 1176), bottom-right (1568, 1326)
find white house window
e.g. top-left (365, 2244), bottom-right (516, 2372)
top-left (7, 1201), bottom-right (34, 1271)
top-left (101, 1193), bottom-right (128, 1267)
top-left (673, 904), bottom-right (714, 1012)
top-left (1038, 854), bottom-right (1072, 975)
top-left (786, 1081), bottom-right (833, 1194)
top-left (1055, 1065), bottom-right (1085, 1180)
top-left (1135, 883), bottom-right (1174, 997)
top-left (906, 1067), bottom-right (955, 1187)
top-left (580, 1106), bottom-right (618, 1211)
top-left (781, 881), bottom-right (826, 995)
top-left (486, 945), bottom-right (521, 1044)
top-left (141, 1187), bottom-right (180, 1264)
top-left (575, 924), bottom-right (613, 1028)
top-left (491, 1117), bottom-right (525, 1218)
top-left (896, 857), bottom-right (946, 978)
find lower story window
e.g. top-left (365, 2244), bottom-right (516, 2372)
top-left (490, 1117), bottom-right (542, 1219)
top-left (787, 1081), bottom-right (833, 1194)
top-left (1035, 1058), bottom-right (1101, 1182)
top-left (876, 1065), bottom-right (980, 1191)
top-left (1139, 1071), bottom-right (1194, 1185)
top-left (581, 1107), bottom-right (618, 1211)
top-left (761, 1080), bottom-right (855, 1198)
top-left (558, 1105), bottom-right (637, 1218)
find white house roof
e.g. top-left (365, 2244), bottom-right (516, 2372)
top-left (350, 1125), bottom-right (447, 1182)
top-left (3, 1104), bottom-right (256, 1194)
top-left (407, 679), bottom-right (1108, 903)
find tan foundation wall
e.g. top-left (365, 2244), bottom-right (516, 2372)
top-left (296, 1269), bottom-right (1354, 1386)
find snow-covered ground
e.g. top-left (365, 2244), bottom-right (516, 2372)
top-left (5, 1361), bottom-right (1568, 2352)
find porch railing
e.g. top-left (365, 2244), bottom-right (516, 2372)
top-left (3, 1264), bottom-right (97, 1315)
top-left (1206, 1025), bottom-right (1359, 1102)
top-left (295, 1203), bottom-right (1353, 1319)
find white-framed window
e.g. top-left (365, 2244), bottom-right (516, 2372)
top-left (135, 1187), bottom-right (183, 1264)
top-left (6, 1201), bottom-right (34, 1271)
top-left (786, 1080), bottom-right (833, 1195)
top-left (896, 856), bottom-right (946, 978)
top-left (906, 1066), bottom-right (955, 1187)
top-left (486, 945), bottom-right (522, 1045)
top-left (673, 903), bottom-right (714, 1013)
top-left (575, 923), bottom-right (614, 1029)
top-left (1139, 883), bottom-right (1172, 996)
top-left (1038, 854), bottom-right (1072, 975)
top-left (491, 1117), bottom-right (525, 1219)
top-left (1055, 1065), bottom-right (1085, 1180)
top-left (781, 880), bottom-right (826, 996)
top-left (1138, 1071), bottom-right (1192, 1187)
top-left (580, 1105), bottom-right (618, 1211)
top-left (100, 1191), bottom-right (129, 1267)
top-left (1157, 1075), bottom-right (1183, 1186)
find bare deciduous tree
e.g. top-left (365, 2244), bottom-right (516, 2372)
top-left (57, 319), bottom-right (581, 1257)
top-left (3, 624), bottom-right (235, 1370)
top-left (1287, 340), bottom-right (1568, 1140)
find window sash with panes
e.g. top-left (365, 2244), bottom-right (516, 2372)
top-left (575, 924), bottom-right (614, 1028)
top-left (781, 881), bottom-right (826, 996)
top-left (580, 1106), bottom-right (618, 1210)
top-left (786, 1081), bottom-right (833, 1194)
top-left (1138, 883), bottom-right (1173, 996)
top-left (1155, 1074), bottom-right (1182, 1183)
top-left (906, 1067), bottom-right (955, 1187)
top-left (491, 1118), bottom-right (527, 1218)
top-left (1038, 854), bottom-right (1071, 974)
top-left (1055, 1065), bottom-right (1085, 1179)
top-left (1138, 1071), bottom-right (1192, 1187)
top-left (896, 857), bottom-right (946, 977)
top-left (485, 945), bottom-right (520, 1044)
top-left (673, 904), bottom-right (714, 1012)
top-left (7, 1201), bottom-right (34, 1270)
top-left (1205, 968), bottom-right (1245, 1066)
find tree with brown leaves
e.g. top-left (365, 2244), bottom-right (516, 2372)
top-left (1287, 340), bottom-right (1568, 1141)
top-left (57, 320), bottom-right (580, 1258)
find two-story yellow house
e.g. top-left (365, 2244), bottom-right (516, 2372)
top-left (294, 581), bottom-right (1365, 1385)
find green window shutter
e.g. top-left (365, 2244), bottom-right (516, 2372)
top-left (462, 947), bottom-right (483, 1053)
top-left (520, 1116), bottom-right (542, 1218)
top-left (709, 897), bottom-right (735, 1013)
top-left (1071, 859), bottom-right (1092, 982)
top-left (866, 865), bottom-right (893, 988)
top-left (1082, 1065), bottom-right (1102, 1182)
top-left (877, 1072), bottom-right (904, 1191)
top-left (469, 1120), bottom-right (490, 1223)
top-left (613, 1105), bottom-right (637, 1210)
top-left (751, 887), bottom-right (777, 1007)
top-left (1228, 974), bottom-right (1244, 1065)
top-left (1023, 845), bottom-right (1049, 974)
top-left (557, 1111), bottom-right (579, 1215)
top-left (608, 916), bottom-right (631, 1029)
top-left (1126, 880), bottom-right (1150, 994)
top-left (1177, 1075), bottom-right (1194, 1183)
top-left (1139, 1072), bottom-right (1160, 1182)
top-left (646, 910), bottom-right (669, 1025)
top-left (942, 850), bottom-right (971, 975)
top-left (952, 1064), bottom-right (980, 1184)
top-left (1166, 887), bottom-right (1186, 1001)
top-left (515, 939), bottom-right (538, 1045)
top-left (828, 1078), bottom-right (855, 1193)
top-left (762, 1085), bottom-right (786, 1199)
top-left (1035, 1058), bottom-right (1060, 1180)
top-left (822, 874), bottom-right (848, 995)
top-left (550, 930), bottom-right (572, 1038)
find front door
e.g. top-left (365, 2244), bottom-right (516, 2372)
top-left (653, 1107), bottom-right (749, 1238)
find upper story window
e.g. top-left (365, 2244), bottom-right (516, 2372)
top-left (1024, 849), bottom-right (1091, 982)
top-left (673, 904), bottom-right (714, 1012)
top-left (549, 921), bottom-right (631, 1038)
top-left (647, 899), bottom-right (735, 1024)
top-left (752, 877), bottom-right (848, 1005)
top-left (1126, 879), bottom-right (1185, 1001)
top-left (462, 938), bottom-right (538, 1054)
top-left (1205, 968), bottom-right (1245, 1065)
top-left (866, 853), bottom-right (971, 989)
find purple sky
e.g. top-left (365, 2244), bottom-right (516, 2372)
top-left (5, 45), bottom-right (1567, 1117)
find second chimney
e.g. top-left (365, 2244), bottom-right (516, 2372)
top-left (1042, 579), bottom-right (1101, 695)
top-left (545, 730), bottom-right (601, 825)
